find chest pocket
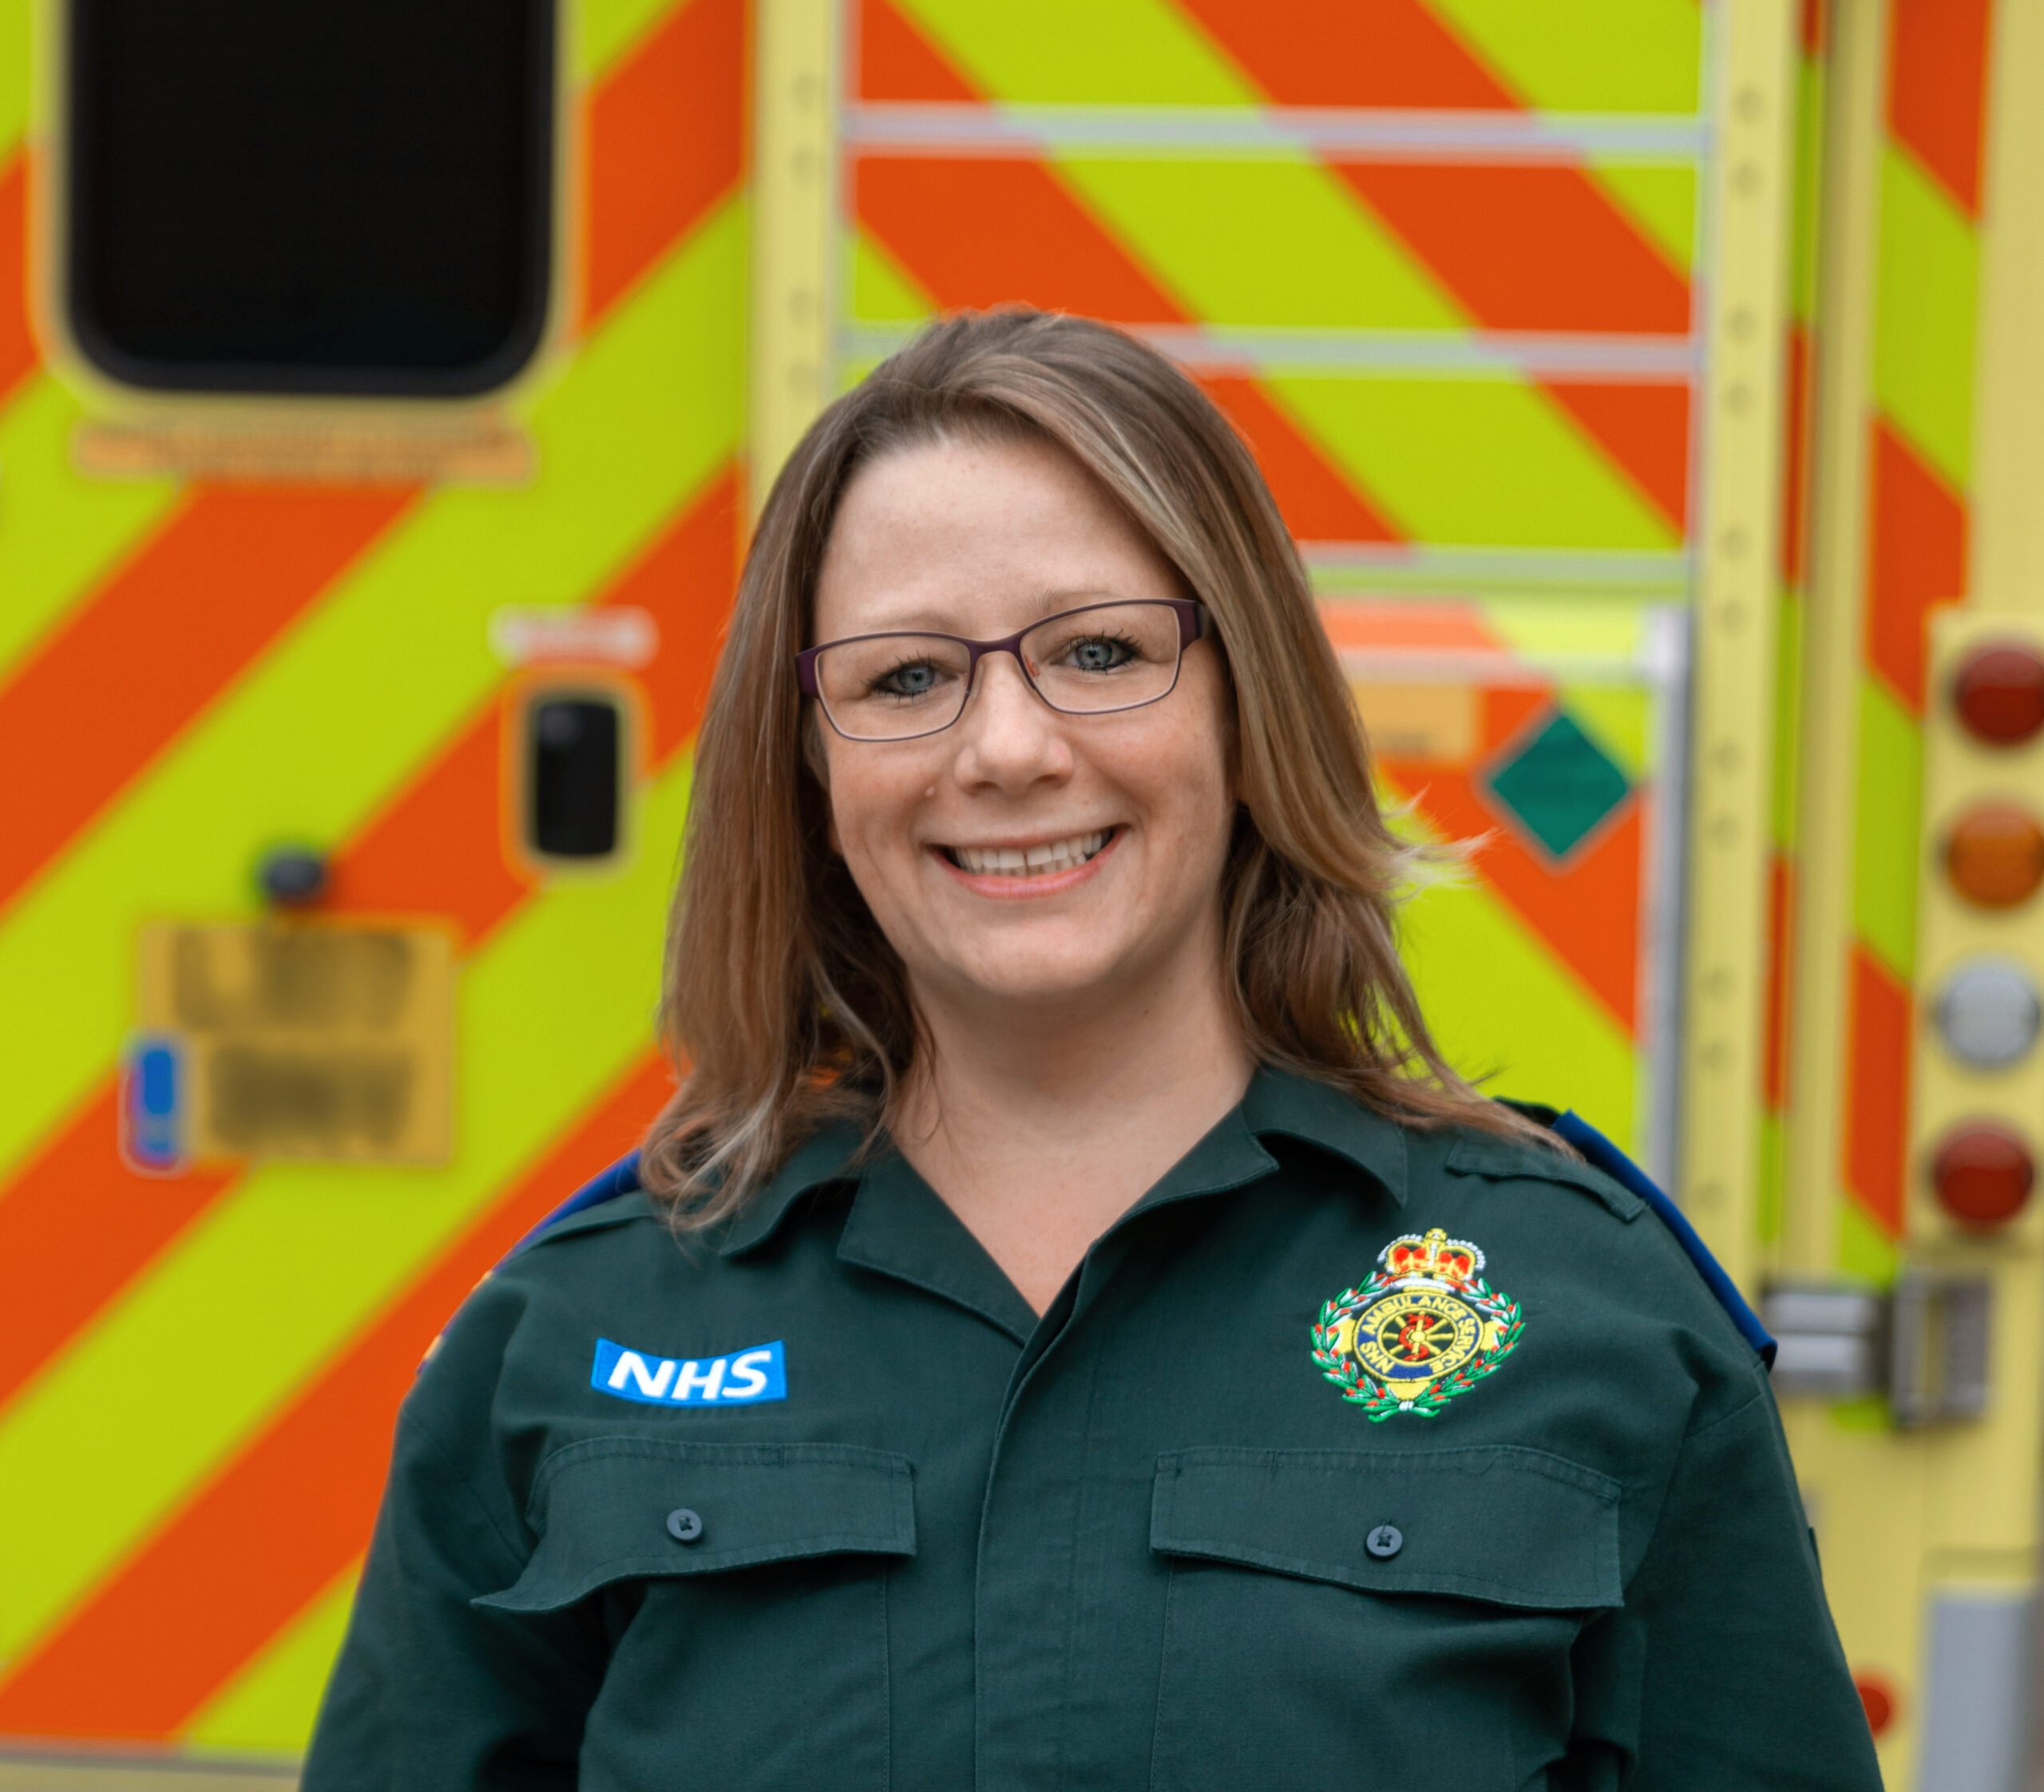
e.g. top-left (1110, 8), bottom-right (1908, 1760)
top-left (1149, 1446), bottom-right (1621, 1792)
top-left (477, 1439), bottom-right (915, 1792)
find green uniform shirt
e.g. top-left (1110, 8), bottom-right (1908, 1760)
top-left (304, 1070), bottom-right (1880, 1791)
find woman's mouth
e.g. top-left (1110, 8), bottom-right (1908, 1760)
top-left (943, 830), bottom-right (1111, 877)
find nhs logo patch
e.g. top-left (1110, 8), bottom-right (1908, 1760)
top-left (592, 1338), bottom-right (786, 1407)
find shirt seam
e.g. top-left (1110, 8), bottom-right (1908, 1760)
top-left (1678, 1378), bottom-right (1769, 1446)
top-left (397, 1403), bottom-right (533, 1580)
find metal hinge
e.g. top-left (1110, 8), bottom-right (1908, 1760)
top-left (1762, 1276), bottom-right (1991, 1426)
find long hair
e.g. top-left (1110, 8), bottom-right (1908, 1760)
top-left (641, 309), bottom-right (1555, 1226)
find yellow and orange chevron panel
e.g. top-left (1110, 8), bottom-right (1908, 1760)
top-left (0, 0), bottom-right (747, 1756)
top-left (846, 0), bottom-right (1700, 577)
top-left (1839, 0), bottom-right (1993, 1282)
top-left (836, 0), bottom-right (1706, 1156)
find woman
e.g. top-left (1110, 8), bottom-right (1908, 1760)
top-left (306, 311), bottom-right (1880, 1790)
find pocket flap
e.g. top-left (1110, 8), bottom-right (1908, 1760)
top-left (477, 1439), bottom-right (916, 1613)
top-left (1151, 1446), bottom-right (1621, 1611)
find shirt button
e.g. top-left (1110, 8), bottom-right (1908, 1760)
top-left (666, 1507), bottom-right (703, 1544)
top-left (1365, 1524), bottom-right (1403, 1559)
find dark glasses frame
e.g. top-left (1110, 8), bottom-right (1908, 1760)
top-left (796, 597), bottom-right (1210, 742)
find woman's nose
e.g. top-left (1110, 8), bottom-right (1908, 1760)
top-left (951, 651), bottom-right (1069, 789)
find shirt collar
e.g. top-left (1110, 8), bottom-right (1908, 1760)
top-left (717, 1065), bottom-right (1408, 1259)
top-left (1238, 1065), bottom-right (1409, 1205)
top-left (716, 1119), bottom-right (868, 1256)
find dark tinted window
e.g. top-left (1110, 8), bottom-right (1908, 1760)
top-left (528, 697), bottom-right (621, 860)
top-left (65, 0), bottom-right (556, 396)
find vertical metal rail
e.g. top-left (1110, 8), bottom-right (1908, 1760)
top-left (1681, 0), bottom-right (1801, 1296)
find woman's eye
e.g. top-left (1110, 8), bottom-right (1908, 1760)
top-left (875, 661), bottom-right (941, 698)
top-left (1068, 637), bottom-right (1132, 672)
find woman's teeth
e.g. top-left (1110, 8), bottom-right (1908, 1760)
top-left (951, 831), bottom-right (1109, 876)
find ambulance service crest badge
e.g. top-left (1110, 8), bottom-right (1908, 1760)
top-left (1311, 1228), bottom-right (1524, 1420)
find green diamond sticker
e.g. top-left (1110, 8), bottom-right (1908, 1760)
top-left (1483, 710), bottom-right (1632, 860)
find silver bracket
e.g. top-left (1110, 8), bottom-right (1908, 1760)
top-left (1761, 1276), bottom-right (1992, 1426)
top-left (1889, 1273), bottom-right (1992, 1428)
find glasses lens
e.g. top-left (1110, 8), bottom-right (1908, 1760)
top-left (1021, 603), bottom-right (1182, 714)
top-left (814, 634), bottom-right (973, 739)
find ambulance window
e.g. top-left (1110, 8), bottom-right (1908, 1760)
top-left (527, 696), bottom-right (622, 860)
top-left (64, 0), bottom-right (556, 397)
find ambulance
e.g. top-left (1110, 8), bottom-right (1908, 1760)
top-left (0, 2), bottom-right (2035, 1787)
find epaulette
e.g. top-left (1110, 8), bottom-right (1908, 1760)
top-left (508, 1150), bottom-right (643, 1259)
top-left (1542, 1110), bottom-right (1777, 1369)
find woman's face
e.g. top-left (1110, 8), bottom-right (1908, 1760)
top-left (810, 433), bottom-right (1238, 1020)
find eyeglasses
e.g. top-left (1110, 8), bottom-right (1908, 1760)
top-left (797, 598), bottom-right (1210, 742)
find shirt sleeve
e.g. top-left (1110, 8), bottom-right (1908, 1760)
top-left (1561, 1380), bottom-right (1883, 1790)
top-left (301, 1404), bottom-right (604, 1792)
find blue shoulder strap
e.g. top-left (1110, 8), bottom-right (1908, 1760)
top-left (509, 1149), bottom-right (643, 1259)
top-left (1548, 1112), bottom-right (1777, 1369)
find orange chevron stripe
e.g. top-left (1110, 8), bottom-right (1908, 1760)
top-left (0, 0), bottom-right (750, 930)
top-left (1180, 1), bottom-right (1691, 338)
top-left (0, 465), bottom-right (740, 1465)
top-left (1333, 162), bottom-right (1691, 338)
top-left (1763, 852), bottom-right (1796, 1112)
top-left (1379, 683), bottom-right (1641, 1033)
top-left (1389, 762), bottom-right (1642, 1033)
top-left (0, 1053), bottom-right (675, 1739)
top-left (855, 156), bottom-right (1189, 324)
top-left (851, 2), bottom-right (1421, 552)
top-left (1887, 0), bottom-right (1993, 217)
top-left (326, 718), bottom-right (532, 946)
top-left (858, 158), bottom-right (1423, 545)
top-left (855, 0), bottom-right (978, 101)
top-left (1865, 418), bottom-right (1967, 716)
top-left (0, 488), bottom-right (422, 920)
top-left (0, 153), bottom-right (38, 409)
top-left (1541, 381), bottom-right (1689, 533)
top-left (1198, 376), bottom-right (1403, 544)
top-left (580, 0), bottom-right (748, 327)
top-left (1174, 6), bottom-right (1694, 528)
top-left (1177, 0), bottom-right (1516, 109)
top-left (328, 466), bottom-right (743, 939)
top-left (1844, 943), bottom-right (1911, 1238)
top-left (0, 1091), bottom-right (237, 1417)
top-left (616, 467), bottom-right (747, 762)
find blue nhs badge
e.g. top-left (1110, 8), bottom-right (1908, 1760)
top-left (592, 1338), bottom-right (786, 1407)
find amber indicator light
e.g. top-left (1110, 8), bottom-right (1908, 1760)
top-left (1931, 1122), bottom-right (2034, 1228)
top-left (1952, 643), bottom-right (2044, 746)
top-left (1944, 803), bottom-right (2044, 908)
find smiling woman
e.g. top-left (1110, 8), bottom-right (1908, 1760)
top-left (303, 313), bottom-right (1882, 1792)
top-left (643, 310), bottom-right (1551, 1265)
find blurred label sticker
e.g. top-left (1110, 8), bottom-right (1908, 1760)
top-left (136, 920), bottom-right (455, 1165)
top-left (119, 1033), bottom-right (188, 1175)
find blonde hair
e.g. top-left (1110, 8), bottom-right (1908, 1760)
top-left (642, 310), bottom-right (1551, 1224)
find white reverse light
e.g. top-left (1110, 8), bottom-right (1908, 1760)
top-left (1934, 955), bottom-right (2043, 1070)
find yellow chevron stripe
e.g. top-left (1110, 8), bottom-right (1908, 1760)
top-left (0, 0), bottom-right (26, 156)
top-left (0, 380), bottom-right (182, 679)
top-left (0, 751), bottom-right (695, 1657)
top-left (576, 0), bottom-right (687, 81)
top-left (849, 226), bottom-right (937, 326)
top-left (1055, 154), bottom-right (1465, 333)
top-left (897, 0), bottom-right (1255, 106)
top-left (1585, 160), bottom-right (1697, 273)
top-left (1398, 849), bottom-right (1639, 1148)
top-left (0, 198), bottom-right (746, 1184)
top-left (1424, 0), bottom-right (1702, 116)
top-left (1271, 371), bottom-right (1678, 552)
top-left (180, 1565), bottom-right (359, 1754)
